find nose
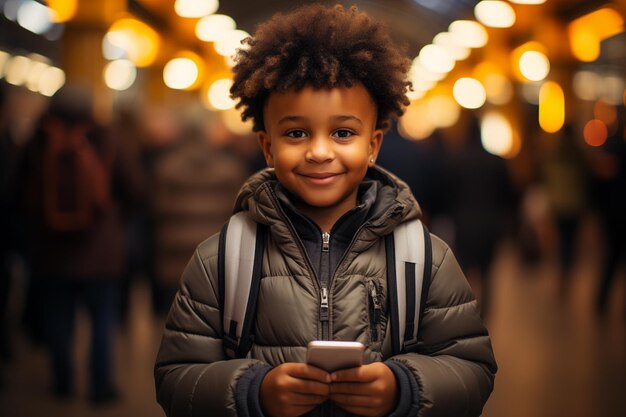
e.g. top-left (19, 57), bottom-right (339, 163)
top-left (305, 135), bottom-right (335, 163)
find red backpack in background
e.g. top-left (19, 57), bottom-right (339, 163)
top-left (41, 120), bottom-right (111, 233)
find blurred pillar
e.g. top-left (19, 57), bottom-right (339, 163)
top-left (59, 0), bottom-right (126, 123)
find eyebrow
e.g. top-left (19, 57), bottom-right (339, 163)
top-left (277, 115), bottom-right (363, 125)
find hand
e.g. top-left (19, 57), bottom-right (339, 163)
top-left (260, 362), bottom-right (331, 417)
top-left (329, 362), bottom-right (397, 417)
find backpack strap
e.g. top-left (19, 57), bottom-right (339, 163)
top-left (218, 212), bottom-right (267, 359)
top-left (385, 219), bottom-right (432, 355)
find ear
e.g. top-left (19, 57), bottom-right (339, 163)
top-left (257, 131), bottom-right (274, 167)
top-left (368, 129), bottom-right (383, 167)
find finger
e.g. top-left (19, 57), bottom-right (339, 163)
top-left (329, 393), bottom-right (372, 407)
top-left (288, 363), bottom-right (332, 383)
top-left (331, 366), bottom-right (375, 383)
top-left (291, 378), bottom-right (331, 396)
top-left (329, 381), bottom-right (367, 395)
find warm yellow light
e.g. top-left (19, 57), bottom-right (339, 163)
top-left (539, 81), bottom-right (564, 133)
top-left (481, 112), bottom-right (514, 157)
top-left (583, 119), bottom-right (608, 147)
top-left (0, 50), bottom-right (10, 78)
top-left (5, 55), bottom-right (31, 86)
top-left (25, 60), bottom-right (49, 92)
top-left (406, 89), bottom-right (426, 101)
top-left (474, 1), bottom-right (515, 28)
top-left (483, 73), bottom-right (513, 105)
top-left (221, 108), bottom-right (253, 135)
top-left (417, 44), bottom-right (455, 74)
top-left (399, 102), bottom-right (435, 141)
top-left (511, 41), bottom-right (548, 82)
top-left (163, 55), bottom-right (201, 90)
top-left (426, 95), bottom-right (460, 128)
top-left (449, 20), bottom-right (488, 48)
top-left (568, 7), bottom-right (624, 62)
top-left (569, 26), bottom-right (600, 62)
top-left (45, 0), bottom-right (77, 23)
top-left (38, 66), bottom-right (65, 96)
top-left (174, 0), bottom-right (219, 18)
top-left (104, 59), bottom-right (136, 91)
top-left (453, 77), bottom-right (486, 109)
top-left (102, 32), bottom-right (127, 60)
top-left (196, 14), bottom-right (236, 42)
top-left (410, 58), bottom-right (447, 82)
top-left (109, 18), bottom-right (160, 67)
top-left (207, 78), bottom-right (236, 110)
top-left (432, 32), bottom-right (470, 61)
top-left (214, 29), bottom-right (250, 57)
top-left (519, 50), bottom-right (550, 81)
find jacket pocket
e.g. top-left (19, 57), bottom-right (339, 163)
top-left (366, 279), bottom-right (382, 343)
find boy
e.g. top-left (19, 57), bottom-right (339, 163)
top-left (155, 4), bottom-right (496, 417)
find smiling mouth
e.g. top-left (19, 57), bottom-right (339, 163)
top-left (299, 172), bottom-right (341, 179)
top-left (297, 172), bottom-right (344, 184)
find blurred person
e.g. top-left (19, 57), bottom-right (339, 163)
top-left (442, 111), bottom-right (516, 318)
top-left (539, 125), bottom-right (591, 295)
top-left (589, 113), bottom-right (626, 316)
top-left (149, 108), bottom-right (251, 315)
top-left (16, 85), bottom-right (143, 404)
top-left (110, 104), bottom-right (149, 324)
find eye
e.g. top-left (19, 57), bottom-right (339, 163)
top-left (285, 129), bottom-right (308, 139)
top-left (332, 129), bottom-right (355, 139)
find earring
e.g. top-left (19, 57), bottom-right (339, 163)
top-left (370, 159), bottom-right (374, 164)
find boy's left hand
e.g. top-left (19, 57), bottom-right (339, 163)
top-left (329, 362), bottom-right (397, 417)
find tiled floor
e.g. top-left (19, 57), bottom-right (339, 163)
top-left (0, 223), bottom-right (624, 417)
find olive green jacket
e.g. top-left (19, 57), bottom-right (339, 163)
top-left (155, 167), bottom-right (496, 417)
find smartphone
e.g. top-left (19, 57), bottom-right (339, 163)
top-left (306, 341), bottom-right (364, 372)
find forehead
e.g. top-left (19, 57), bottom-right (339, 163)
top-left (263, 84), bottom-right (377, 125)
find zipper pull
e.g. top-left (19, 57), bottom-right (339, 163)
top-left (320, 286), bottom-right (329, 321)
top-left (322, 232), bottom-right (330, 252)
top-left (368, 282), bottom-right (381, 342)
top-left (369, 283), bottom-right (381, 318)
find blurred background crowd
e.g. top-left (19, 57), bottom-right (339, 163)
top-left (0, 1), bottom-right (625, 417)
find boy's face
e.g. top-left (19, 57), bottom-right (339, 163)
top-left (258, 84), bottom-right (383, 222)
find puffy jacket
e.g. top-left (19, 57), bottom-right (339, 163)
top-left (155, 166), bottom-right (497, 417)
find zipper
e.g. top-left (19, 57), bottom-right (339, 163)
top-left (367, 280), bottom-right (382, 342)
top-left (320, 231), bottom-right (331, 339)
top-left (266, 185), bottom-right (328, 340)
top-left (320, 286), bottom-right (329, 321)
top-left (322, 232), bottom-right (330, 252)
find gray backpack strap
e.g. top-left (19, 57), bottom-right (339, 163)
top-left (385, 219), bottom-right (432, 354)
top-left (218, 212), bottom-right (266, 359)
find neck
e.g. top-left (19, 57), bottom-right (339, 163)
top-left (295, 198), bottom-right (357, 233)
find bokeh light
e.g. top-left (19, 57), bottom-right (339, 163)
top-left (583, 119), bottom-right (608, 147)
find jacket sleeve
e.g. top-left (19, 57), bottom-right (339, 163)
top-left (154, 234), bottom-right (269, 417)
top-left (389, 235), bottom-right (497, 417)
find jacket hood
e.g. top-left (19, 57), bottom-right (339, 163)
top-left (233, 165), bottom-right (422, 239)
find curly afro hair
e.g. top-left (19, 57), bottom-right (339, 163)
top-left (230, 3), bottom-right (412, 132)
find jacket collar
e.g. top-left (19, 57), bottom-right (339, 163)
top-left (233, 165), bottom-right (422, 239)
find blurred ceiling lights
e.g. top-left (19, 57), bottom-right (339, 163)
top-left (1, 0), bottom-right (624, 154)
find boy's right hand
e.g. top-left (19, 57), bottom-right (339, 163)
top-left (260, 363), bottom-right (331, 417)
